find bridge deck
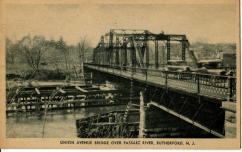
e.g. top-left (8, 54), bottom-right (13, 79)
top-left (85, 64), bottom-right (236, 101)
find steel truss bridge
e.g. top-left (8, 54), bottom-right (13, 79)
top-left (84, 29), bottom-right (237, 138)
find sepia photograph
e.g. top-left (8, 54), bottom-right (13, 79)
top-left (0, 0), bottom-right (240, 149)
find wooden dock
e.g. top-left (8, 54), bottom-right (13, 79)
top-left (6, 84), bottom-right (134, 112)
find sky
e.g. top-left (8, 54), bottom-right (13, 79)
top-left (4, 3), bottom-right (239, 46)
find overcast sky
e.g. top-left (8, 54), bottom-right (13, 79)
top-left (4, 3), bottom-right (239, 46)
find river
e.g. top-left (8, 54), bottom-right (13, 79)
top-left (6, 106), bottom-right (126, 138)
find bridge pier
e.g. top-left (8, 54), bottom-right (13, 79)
top-left (138, 90), bottom-right (147, 138)
top-left (222, 101), bottom-right (236, 138)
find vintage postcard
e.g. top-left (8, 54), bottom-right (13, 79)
top-left (0, 0), bottom-right (240, 149)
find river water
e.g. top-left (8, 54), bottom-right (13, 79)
top-left (6, 106), bottom-right (126, 138)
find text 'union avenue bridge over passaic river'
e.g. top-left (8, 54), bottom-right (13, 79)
top-left (84, 29), bottom-right (237, 138)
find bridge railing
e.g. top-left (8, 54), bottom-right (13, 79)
top-left (85, 63), bottom-right (236, 101)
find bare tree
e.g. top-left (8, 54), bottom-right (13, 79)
top-left (78, 36), bottom-right (91, 78)
top-left (19, 35), bottom-right (47, 75)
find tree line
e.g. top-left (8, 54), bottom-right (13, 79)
top-left (6, 35), bottom-right (93, 80)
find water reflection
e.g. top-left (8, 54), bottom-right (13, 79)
top-left (6, 106), bottom-right (126, 138)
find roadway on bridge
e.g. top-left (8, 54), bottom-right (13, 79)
top-left (85, 64), bottom-right (234, 101)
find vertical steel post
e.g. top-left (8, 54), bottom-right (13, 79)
top-left (116, 37), bottom-right (120, 67)
top-left (145, 31), bottom-right (149, 68)
top-left (100, 36), bottom-right (104, 65)
top-left (103, 42), bottom-right (106, 65)
top-left (123, 38), bottom-right (128, 70)
top-left (167, 38), bottom-right (170, 62)
top-left (109, 30), bottom-right (113, 66)
top-left (155, 40), bottom-right (159, 69)
top-left (130, 37), bottom-right (136, 71)
top-left (182, 37), bottom-right (186, 61)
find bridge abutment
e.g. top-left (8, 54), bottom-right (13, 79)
top-left (222, 101), bottom-right (236, 138)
